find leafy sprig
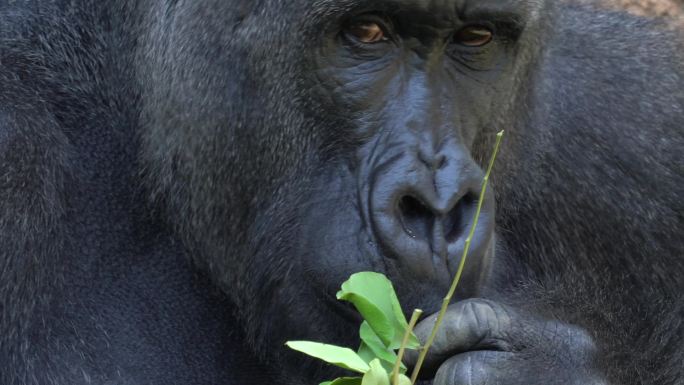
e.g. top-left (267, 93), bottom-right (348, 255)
top-left (286, 272), bottom-right (418, 385)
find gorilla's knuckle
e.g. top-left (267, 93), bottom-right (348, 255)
top-left (458, 298), bottom-right (498, 317)
top-left (460, 299), bottom-right (511, 332)
top-left (436, 353), bottom-right (492, 385)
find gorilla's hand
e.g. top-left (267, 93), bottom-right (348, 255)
top-left (405, 299), bottom-right (606, 385)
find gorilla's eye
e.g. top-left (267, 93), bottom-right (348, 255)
top-left (454, 26), bottom-right (493, 47)
top-left (344, 20), bottom-right (388, 44)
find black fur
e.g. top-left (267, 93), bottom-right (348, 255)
top-left (0, 1), bottom-right (681, 384)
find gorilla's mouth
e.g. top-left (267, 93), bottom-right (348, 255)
top-left (313, 236), bottom-right (498, 330)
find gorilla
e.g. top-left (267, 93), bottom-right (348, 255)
top-left (0, 0), bottom-right (682, 384)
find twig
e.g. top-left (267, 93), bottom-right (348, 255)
top-left (409, 130), bottom-right (505, 384)
top-left (392, 309), bottom-right (423, 385)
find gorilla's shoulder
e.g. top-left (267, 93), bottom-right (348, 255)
top-left (539, 5), bottom-right (683, 139)
top-left (553, 4), bottom-right (683, 74)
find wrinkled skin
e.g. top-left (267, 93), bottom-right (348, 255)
top-left (405, 300), bottom-right (604, 385)
top-left (0, 1), bottom-right (682, 385)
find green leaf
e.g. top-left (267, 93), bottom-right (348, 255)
top-left (361, 359), bottom-right (390, 385)
top-left (358, 321), bottom-right (386, 350)
top-left (337, 272), bottom-right (418, 349)
top-left (337, 273), bottom-right (400, 347)
top-left (389, 291), bottom-right (420, 350)
top-left (323, 378), bottom-right (363, 385)
top-left (358, 322), bottom-right (406, 374)
top-left (395, 374), bottom-right (412, 385)
top-left (358, 342), bottom-right (397, 374)
top-left (285, 341), bottom-right (370, 373)
top-left (339, 292), bottom-right (393, 346)
top-left (357, 342), bottom-right (376, 364)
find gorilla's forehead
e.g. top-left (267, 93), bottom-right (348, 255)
top-left (310, 0), bottom-right (543, 18)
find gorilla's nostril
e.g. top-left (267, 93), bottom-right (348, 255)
top-left (398, 195), bottom-right (434, 240)
top-left (398, 192), bottom-right (476, 244)
top-left (444, 193), bottom-right (475, 243)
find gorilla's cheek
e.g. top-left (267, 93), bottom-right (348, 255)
top-left (297, 170), bottom-right (376, 299)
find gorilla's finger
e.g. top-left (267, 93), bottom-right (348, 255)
top-left (434, 349), bottom-right (608, 385)
top-left (404, 299), bottom-right (517, 375)
top-left (433, 351), bottom-right (513, 385)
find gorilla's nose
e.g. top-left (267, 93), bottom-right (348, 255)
top-left (369, 146), bottom-right (496, 285)
top-left (397, 193), bottom-right (473, 247)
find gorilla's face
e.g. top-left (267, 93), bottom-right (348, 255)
top-left (138, 0), bottom-right (545, 362)
top-left (299, 8), bottom-right (511, 314)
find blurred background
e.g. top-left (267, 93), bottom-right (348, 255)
top-left (585, 0), bottom-right (683, 27)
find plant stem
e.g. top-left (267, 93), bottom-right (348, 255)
top-left (392, 309), bottom-right (423, 385)
top-left (409, 130), bottom-right (505, 384)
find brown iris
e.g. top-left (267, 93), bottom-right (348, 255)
top-left (454, 26), bottom-right (493, 47)
top-left (345, 21), bottom-right (386, 44)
